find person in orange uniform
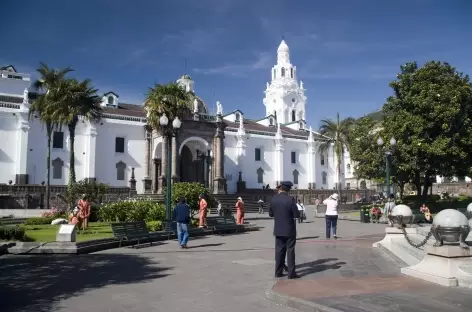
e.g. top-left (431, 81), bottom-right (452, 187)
top-left (198, 194), bottom-right (208, 228)
top-left (235, 197), bottom-right (245, 224)
top-left (78, 194), bottom-right (91, 231)
top-left (69, 207), bottom-right (80, 226)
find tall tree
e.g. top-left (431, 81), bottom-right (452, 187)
top-left (144, 82), bottom-right (193, 130)
top-left (49, 78), bottom-right (102, 207)
top-left (348, 117), bottom-right (383, 181)
top-left (383, 61), bottom-right (472, 198)
top-left (318, 113), bottom-right (354, 192)
top-left (29, 62), bottom-right (73, 209)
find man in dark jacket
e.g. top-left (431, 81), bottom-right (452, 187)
top-left (173, 197), bottom-right (191, 249)
top-left (269, 181), bottom-right (300, 279)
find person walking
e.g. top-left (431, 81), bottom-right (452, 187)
top-left (217, 200), bottom-right (223, 216)
top-left (384, 194), bottom-right (396, 225)
top-left (296, 199), bottom-right (305, 223)
top-left (198, 194), bottom-right (207, 228)
top-left (235, 197), bottom-right (245, 224)
top-left (173, 197), bottom-right (191, 249)
top-left (258, 199), bottom-right (264, 214)
top-left (269, 181), bottom-right (300, 279)
top-left (323, 193), bottom-right (339, 240)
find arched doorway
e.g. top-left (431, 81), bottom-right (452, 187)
top-left (179, 137), bottom-right (211, 187)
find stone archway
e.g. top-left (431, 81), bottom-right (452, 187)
top-left (179, 137), bottom-right (211, 187)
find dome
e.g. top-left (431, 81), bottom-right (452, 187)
top-left (391, 204), bottom-right (413, 217)
top-left (433, 209), bottom-right (469, 227)
top-left (180, 74), bottom-right (192, 80)
top-left (277, 40), bottom-right (290, 53)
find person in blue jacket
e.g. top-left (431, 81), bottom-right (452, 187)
top-left (173, 197), bottom-right (191, 249)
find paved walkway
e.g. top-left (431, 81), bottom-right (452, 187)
top-left (1, 210), bottom-right (471, 312)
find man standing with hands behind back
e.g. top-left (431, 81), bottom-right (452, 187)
top-left (269, 181), bottom-right (300, 279)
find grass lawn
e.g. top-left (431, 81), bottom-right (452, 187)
top-left (24, 222), bottom-right (113, 242)
top-left (340, 211), bottom-right (360, 218)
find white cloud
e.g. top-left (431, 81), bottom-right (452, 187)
top-left (192, 52), bottom-right (272, 77)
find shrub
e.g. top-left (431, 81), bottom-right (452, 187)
top-left (146, 220), bottom-right (163, 232)
top-left (0, 225), bottom-right (25, 241)
top-left (89, 203), bottom-right (101, 222)
top-left (24, 217), bottom-right (56, 225)
top-left (63, 179), bottom-right (109, 209)
top-left (98, 200), bottom-right (165, 222)
top-left (170, 182), bottom-right (216, 213)
top-left (41, 207), bottom-right (66, 218)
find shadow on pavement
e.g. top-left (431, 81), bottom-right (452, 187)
top-left (186, 243), bottom-right (224, 249)
top-left (0, 254), bottom-right (172, 312)
top-left (297, 236), bottom-right (319, 240)
top-left (296, 258), bottom-right (346, 277)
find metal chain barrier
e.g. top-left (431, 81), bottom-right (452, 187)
top-left (400, 226), bottom-right (433, 248)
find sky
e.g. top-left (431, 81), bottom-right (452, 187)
top-left (1, 0), bottom-right (471, 127)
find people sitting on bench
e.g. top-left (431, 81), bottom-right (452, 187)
top-left (371, 206), bottom-right (382, 223)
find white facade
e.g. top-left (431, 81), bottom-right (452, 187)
top-left (0, 41), bottom-right (344, 193)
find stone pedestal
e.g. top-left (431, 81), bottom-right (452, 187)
top-left (142, 178), bottom-right (152, 193)
top-left (213, 178), bottom-right (226, 194)
top-left (373, 227), bottom-right (417, 248)
top-left (56, 224), bottom-right (77, 242)
top-left (157, 176), bottom-right (166, 194)
top-left (401, 245), bottom-right (472, 287)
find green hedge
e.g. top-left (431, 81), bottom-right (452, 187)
top-left (170, 182), bottom-right (216, 212)
top-left (24, 217), bottom-right (56, 225)
top-left (99, 200), bottom-right (165, 222)
top-left (0, 225), bottom-right (25, 241)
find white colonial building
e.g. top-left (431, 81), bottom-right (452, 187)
top-left (0, 41), bottom-right (347, 194)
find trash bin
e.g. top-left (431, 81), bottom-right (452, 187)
top-left (360, 207), bottom-right (370, 223)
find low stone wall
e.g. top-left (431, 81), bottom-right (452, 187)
top-left (433, 182), bottom-right (472, 196)
top-left (0, 209), bottom-right (48, 218)
top-left (242, 189), bottom-right (376, 205)
top-left (315, 203), bottom-right (362, 214)
top-left (0, 184), bottom-right (132, 210)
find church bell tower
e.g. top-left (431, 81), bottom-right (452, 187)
top-left (263, 40), bottom-right (307, 124)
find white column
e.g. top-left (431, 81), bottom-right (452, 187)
top-left (236, 116), bottom-right (246, 172)
top-left (274, 123), bottom-right (284, 184)
top-left (84, 122), bottom-right (97, 179)
top-left (307, 127), bottom-right (316, 189)
top-left (15, 114), bottom-right (30, 184)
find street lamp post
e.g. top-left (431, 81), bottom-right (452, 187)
top-left (377, 137), bottom-right (396, 198)
top-left (159, 113), bottom-right (182, 232)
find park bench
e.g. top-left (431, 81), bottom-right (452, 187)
top-left (168, 221), bottom-right (213, 237)
top-left (206, 216), bottom-right (245, 234)
top-left (111, 221), bottom-right (163, 247)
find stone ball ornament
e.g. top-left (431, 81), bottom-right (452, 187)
top-left (431, 209), bottom-right (470, 249)
top-left (466, 202), bottom-right (472, 219)
top-left (388, 204), bottom-right (413, 227)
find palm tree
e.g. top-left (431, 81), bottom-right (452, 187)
top-left (29, 63), bottom-right (73, 210)
top-left (318, 113), bottom-right (354, 193)
top-left (144, 82), bottom-right (193, 129)
top-left (49, 78), bottom-right (102, 207)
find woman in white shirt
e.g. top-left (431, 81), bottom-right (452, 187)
top-left (323, 193), bottom-right (339, 239)
top-left (296, 199), bottom-right (305, 223)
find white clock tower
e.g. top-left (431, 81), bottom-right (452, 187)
top-left (263, 40), bottom-right (307, 124)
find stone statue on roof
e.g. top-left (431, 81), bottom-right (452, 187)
top-left (23, 88), bottom-right (29, 104)
top-left (193, 98), bottom-right (199, 113)
top-left (216, 101), bottom-right (223, 115)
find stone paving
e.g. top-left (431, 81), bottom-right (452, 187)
top-left (1, 210), bottom-right (471, 312)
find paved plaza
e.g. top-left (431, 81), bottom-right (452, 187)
top-left (2, 210), bottom-right (472, 312)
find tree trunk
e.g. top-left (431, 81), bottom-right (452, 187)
top-left (414, 170), bottom-right (421, 197)
top-left (46, 123), bottom-right (52, 210)
top-left (399, 182), bottom-right (405, 200)
top-left (422, 172), bottom-right (430, 200)
top-left (67, 121), bottom-right (77, 209)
